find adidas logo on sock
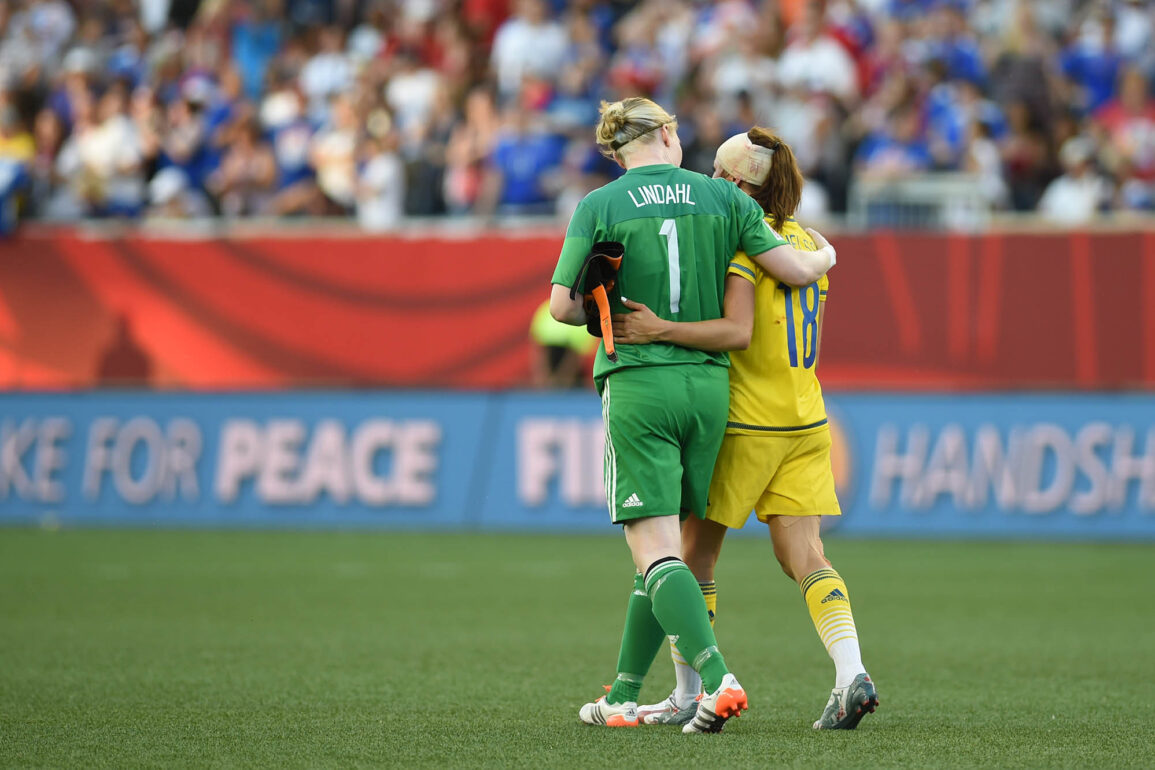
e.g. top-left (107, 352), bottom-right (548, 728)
top-left (623, 493), bottom-right (644, 508)
top-left (820, 588), bottom-right (847, 604)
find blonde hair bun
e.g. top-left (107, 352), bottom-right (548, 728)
top-left (596, 100), bottom-right (628, 146)
top-left (595, 97), bottom-right (676, 158)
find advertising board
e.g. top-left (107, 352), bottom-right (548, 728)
top-left (2, 392), bottom-right (1152, 540)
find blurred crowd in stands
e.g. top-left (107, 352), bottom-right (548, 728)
top-left (1, 0), bottom-right (1154, 232)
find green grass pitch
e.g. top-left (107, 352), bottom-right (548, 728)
top-left (2, 529), bottom-right (1153, 768)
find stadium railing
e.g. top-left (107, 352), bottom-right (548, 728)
top-left (847, 173), bottom-right (992, 231)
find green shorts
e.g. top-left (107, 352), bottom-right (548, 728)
top-left (599, 363), bottom-right (729, 524)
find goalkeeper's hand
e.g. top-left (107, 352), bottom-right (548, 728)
top-left (611, 299), bottom-right (665, 344)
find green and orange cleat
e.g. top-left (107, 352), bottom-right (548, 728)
top-left (682, 673), bottom-right (747, 734)
top-left (579, 687), bottom-right (640, 727)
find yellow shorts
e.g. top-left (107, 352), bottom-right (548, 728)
top-left (705, 427), bottom-right (841, 529)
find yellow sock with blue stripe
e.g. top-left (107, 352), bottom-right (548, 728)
top-left (700, 580), bottom-right (716, 627)
top-left (801, 568), bottom-right (865, 689)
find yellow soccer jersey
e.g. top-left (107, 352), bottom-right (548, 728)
top-left (726, 217), bottom-right (829, 435)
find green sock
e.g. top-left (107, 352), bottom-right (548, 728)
top-left (607, 572), bottom-right (665, 705)
top-left (645, 559), bottom-right (729, 693)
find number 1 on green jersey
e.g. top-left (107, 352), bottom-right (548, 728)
top-left (659, 218), bottom-right (681, 314)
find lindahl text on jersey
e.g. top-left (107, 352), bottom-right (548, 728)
top-left (627, 183), bottom-right (696, 208)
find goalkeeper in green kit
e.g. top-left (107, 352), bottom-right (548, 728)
top-left (549, 96), bottom-right (837, 734)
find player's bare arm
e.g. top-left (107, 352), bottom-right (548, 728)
top-left (750, 227), bottom-right (836, 288)
top-left (611, 275), bottom-right (754, 351)
top-left (549, 282), bottom-right (588, 326)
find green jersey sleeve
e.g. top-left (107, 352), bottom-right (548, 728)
top-left (734, 191), bottom-right (788, 256)
top-left (552, 198), bottom-right (597, 287)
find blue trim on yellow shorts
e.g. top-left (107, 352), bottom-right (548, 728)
top-left (725, 417), bottom-right (829, 433)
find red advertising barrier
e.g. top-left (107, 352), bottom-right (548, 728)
top-left (1, 228), bottom-right (1152, 390)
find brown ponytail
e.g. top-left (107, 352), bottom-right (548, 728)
top-left (745, 127), bottom-right (803, 230)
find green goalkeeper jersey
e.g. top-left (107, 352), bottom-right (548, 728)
top-left (552, 163), bottom-right (788, 387)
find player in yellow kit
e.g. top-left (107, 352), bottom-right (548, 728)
top-left (612, 128), bottom-right (879, 730)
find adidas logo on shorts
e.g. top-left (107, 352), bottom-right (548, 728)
top-left (623, 493), bottom-right (644, 508)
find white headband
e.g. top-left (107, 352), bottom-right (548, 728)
top-left (714, 133), bottom-right (776, 185)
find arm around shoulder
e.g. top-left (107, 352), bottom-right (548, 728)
top-left (750, 228), bottom-right (836, 287)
